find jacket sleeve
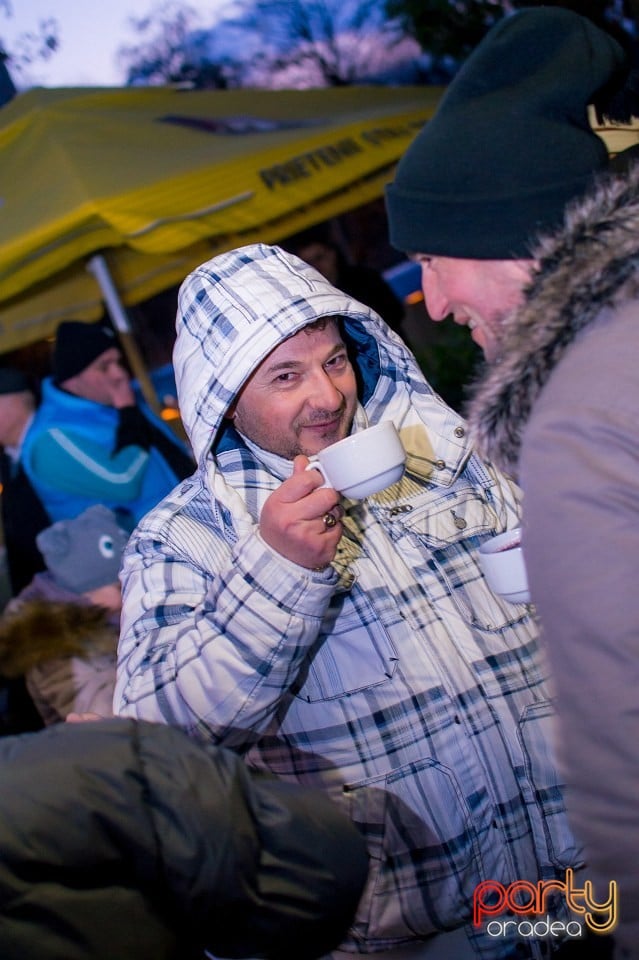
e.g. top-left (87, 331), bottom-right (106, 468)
top-left (29, 426), bottom-right (150, 502)
top-left (114, 522), bottom-right (337, 744)
top-left (0, 718), bottom-right (367, 960)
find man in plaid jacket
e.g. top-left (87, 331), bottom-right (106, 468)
top-left (115, 243), bottom-right (581, 960)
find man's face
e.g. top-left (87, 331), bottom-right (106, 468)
top-left (414, 255), bottom-right (535, 362)
top-left (230, 320), bottom-right (358, 460)
top-left (63, 348), bottom-right (131, 406)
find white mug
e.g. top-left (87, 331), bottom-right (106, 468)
top-left (306, 420), bottom-right (406, 500)
top-left (477, 528), bottom-right (530, 604)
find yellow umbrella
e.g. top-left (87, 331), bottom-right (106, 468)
top-left (0, 84), bottom-right (444, 362)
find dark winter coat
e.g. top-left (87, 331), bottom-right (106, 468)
top-left (0, 450), bottom-right (49, 595)
top-left (0, 718), bottom-right (368, 960)
top-left (467, 163), bottom-right (639, 959)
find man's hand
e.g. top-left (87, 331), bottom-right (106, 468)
top-left (260, 455), bottom-right (344, 569)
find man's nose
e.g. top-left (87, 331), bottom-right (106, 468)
top-left (420, 266), bottom-right (449, 322)
top-left (309, 369), bottom-right (343, 408)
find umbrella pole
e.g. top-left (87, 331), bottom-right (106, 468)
top-left (87, 254), bottom-right (161, 415)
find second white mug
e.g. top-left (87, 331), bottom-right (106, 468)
top-left (477, 528), bottom-right (530, 604)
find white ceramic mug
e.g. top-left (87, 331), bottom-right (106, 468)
top-left (306, 420), bottom-right (406, 500)
top-left (477, 528), bottom-right (531, 604)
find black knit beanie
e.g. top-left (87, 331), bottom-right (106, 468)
top-left (385, 7), bottom-right (628, 259)
top-left (53, 321), bottom-right (117, 384)
top-left (0, 368), bottom-right (29, 395)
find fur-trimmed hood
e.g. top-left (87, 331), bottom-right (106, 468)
top-left (0, 598), bottom-right (117, 677)
top-left (467, 161), bottom-right (639, 476)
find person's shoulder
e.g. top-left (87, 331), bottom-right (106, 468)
top-left (33, 379), bottom-right (99, 420)
top-left (36, 376), bottom-right (66, 405)
top-left (536, 299), bottom-right (639, 416)
top-left (127, 474), bottom-right (213, 549)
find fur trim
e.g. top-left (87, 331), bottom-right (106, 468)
top-left (467, 162), bottom-right (639, 475)
top-left (0, 601), bottom-right (117, 677)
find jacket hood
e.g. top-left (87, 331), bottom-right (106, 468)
top-left (0, 597), bottom-right (117, 677)
top-left (467, 162), bottom-right (639, 475)
top-left (173, 243), bottom-right (416, 468)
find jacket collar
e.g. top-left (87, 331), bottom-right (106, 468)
top-left (468, 163), bottom-right (639, 475)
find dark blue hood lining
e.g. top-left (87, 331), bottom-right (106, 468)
top-left (342, 317), bottom-right (381, 407)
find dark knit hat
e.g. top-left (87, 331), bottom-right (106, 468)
top-left (386, 8), bottom-right (628, 259)
top-left (53, 321), bottom-right (117, 384)
top-left (36, 505), bottom-right (129, 594)
top-left (0, 368), bottom-right (30, 395)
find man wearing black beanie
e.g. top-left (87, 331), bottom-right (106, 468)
top-left (387, 7), bottom-right (639, 959)
top-left (386, 6), bottom-right (628, 359)
top-left (21, 320), bottom-right (194, 528)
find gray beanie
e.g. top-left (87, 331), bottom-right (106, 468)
top-left (36, 505), bottom-right (130, 594)
top-left (386, 7), bottom-right (628, 259)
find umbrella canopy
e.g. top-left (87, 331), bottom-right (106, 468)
top-left (0, 84), bottom-right (443, 354)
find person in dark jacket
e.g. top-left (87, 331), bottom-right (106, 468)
top-left (0, 368), bottom-right (50, 736)
top-left (0, 717), bottom-right (368, 960)
top-left (385, 8), bottom-right (638, 958)
top-left (0, 367), bottom-right (50, 595)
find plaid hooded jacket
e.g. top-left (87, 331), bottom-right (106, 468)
top-left (115, 244), bottom-right (581, 957)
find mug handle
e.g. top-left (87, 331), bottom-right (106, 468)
top-left (305, 458), bottom-right (332, 489)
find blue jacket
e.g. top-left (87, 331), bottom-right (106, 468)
top-left (22, 378), bottom-right (192, 525)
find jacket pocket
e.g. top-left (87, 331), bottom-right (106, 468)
top-left (292, 588), bottom-right (397, 703)
top-left (392, 487), bottom-right (530, 633)
top-left (343, 758), bottom-right (488, 942)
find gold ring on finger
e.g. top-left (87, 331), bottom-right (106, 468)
top-left (322, 512), bottom-right (337, 529)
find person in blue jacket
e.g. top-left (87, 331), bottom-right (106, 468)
top-left (22, 320), bottom-right (194, 526)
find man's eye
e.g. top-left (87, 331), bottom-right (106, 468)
top-left (275, 372), bottom-right (296, 383)
top-left (326, 353), bottom-right (347, 371)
